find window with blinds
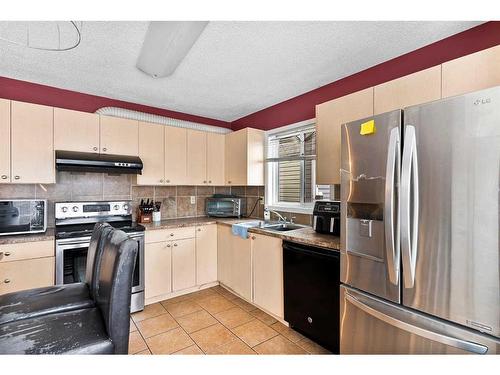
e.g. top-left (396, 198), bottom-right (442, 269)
top-left (266, 124), bottom-right (316, 207)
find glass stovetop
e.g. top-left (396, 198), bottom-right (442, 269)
top-left (55, 221), bottom-right (145, 239)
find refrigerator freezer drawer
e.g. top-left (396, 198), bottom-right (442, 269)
top-left (340, 285), bottom-right (500, 354)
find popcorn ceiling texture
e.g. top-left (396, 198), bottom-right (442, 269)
top-left (0, 172), bottom-right (266, 227)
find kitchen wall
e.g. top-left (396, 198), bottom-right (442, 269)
top-left (232, 21), bottom-right (500, 130)
top-left (0, 172), bottom-right (264, 227)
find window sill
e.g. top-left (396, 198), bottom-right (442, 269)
top-left (266, 205), bottom-right (313, 215)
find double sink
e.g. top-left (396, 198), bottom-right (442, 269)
top-left (244, 220), bottom-right (307, 233)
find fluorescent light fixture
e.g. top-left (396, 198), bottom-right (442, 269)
top-left (136, 21), bottom-right (208, 78)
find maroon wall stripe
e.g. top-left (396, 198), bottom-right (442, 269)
top-left (231, 21), bottom-right (500, 131)
top-left (0, 76), bottom-right (231, 129)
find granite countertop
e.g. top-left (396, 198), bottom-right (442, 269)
top-left (140, 217), bottom-right (219, 230)
top-left (0, 217), bottom-right (340, 251)
top-left (0, 228), bottom-right (55, 245)
top-left (143, 217), bottom-right (339, 251)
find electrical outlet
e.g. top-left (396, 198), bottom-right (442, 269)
top-left (259, 196), bottom-right (265, 204)
top-left (190, 196), bottom-right (196, 204)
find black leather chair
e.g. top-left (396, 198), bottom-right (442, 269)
top-left (0, 223), bottom-right (113, 326)
top-left (0, 228), bottom-right (138, 354)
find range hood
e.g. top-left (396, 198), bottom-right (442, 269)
top-left (55, 151), bottom-right (143, 174)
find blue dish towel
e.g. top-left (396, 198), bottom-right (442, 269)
top-left (231, 221), bottom-right (261, 239)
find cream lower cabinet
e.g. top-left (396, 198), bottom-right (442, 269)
top-left (217, 224), bottom-right (252, 301)
top-left (0, 99), bottom-right (10, 183)
top-left (10, 101), bottom-right (55, 184)
top-left (231, 234), bottom-right (253, 301)
top-left (0, 240), bottom-right (55, 295)
top-left (217, 225), bottom-right (232, 286)
top-left (145, 241), bottom-right (172, 300)
top-left (196, 225), bottom-right (218, 285)
top-left (442, 44), bottom-right (500, 98)
top-left (315, 88), bottom-right (374, 185)
top-left (252, 233), bottom-right (284, 318)
top-left (172, 238), bottom-right (196, 292)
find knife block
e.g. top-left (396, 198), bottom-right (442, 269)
top-left (137, 210), bottom-right (152, 224)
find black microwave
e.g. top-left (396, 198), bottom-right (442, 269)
top-left (0, 199), bottom-right (47, 236)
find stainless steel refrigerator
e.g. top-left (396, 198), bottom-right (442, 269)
top-left (339, 86), bottom-right (500, 354)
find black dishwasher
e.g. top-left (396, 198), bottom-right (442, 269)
top-left (283, 241), bottom-right (340, 353)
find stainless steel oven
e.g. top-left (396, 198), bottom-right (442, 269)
top-left (55, 201), bottom-right (145, 313)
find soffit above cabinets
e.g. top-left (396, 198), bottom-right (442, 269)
top-left (0, 21), bottom-right (482, 122)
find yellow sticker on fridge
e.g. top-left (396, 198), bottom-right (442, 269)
top-left (360, 119), bottom-right (376, 135)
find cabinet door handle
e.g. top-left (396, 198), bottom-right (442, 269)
top-left (14, 176), bottom-right (20, 180)
top-left (166, 244), bottom-right (171, 248)
top-left (170, 233), bottom-right (174, 237)
top-left (160, 179), bottom-right (164, 183)
top-left (93, 146), bottom-right (98, 151)
top-left (208, 180), bottom-right (212, 184)
top-left (173, 243), bottom-right (178, 247)
top-left (4, 279), bottom-right (10, 284)
top-left (197, 228), bottom-right (201, 232)
top-left (228, 181), bottom-right (231, 184)
top-left (251, 236), bottom-right (256, 240)
top-left (2, 252), bottom-right (11, 256)
top-left (166, 179), bottom-right (170, 183)
top-left (1, 175), bottom-right (7, 179)
top-left (102, 147), bottom-right (107, 152)
top-left (203, 180), bottom-right (207, 184)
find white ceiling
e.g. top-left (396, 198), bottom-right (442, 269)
top-left (0, 21), bottom-right (482, 122)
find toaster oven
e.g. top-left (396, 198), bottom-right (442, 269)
top-left (0, 199), bottom-right (47, 236)
top-left (206, 197), bottom-right (247, 218)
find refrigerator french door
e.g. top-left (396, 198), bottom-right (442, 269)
top-left (340, 86), bottom-right (500, 354)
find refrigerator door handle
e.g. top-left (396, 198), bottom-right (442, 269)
top-left (401, 125), bottom-right (419, 288)
top-left (384, 127), bottom-right (400, 285)
top-left (345, 290), bottom-right (489, 354)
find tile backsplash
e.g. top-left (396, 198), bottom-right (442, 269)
top-left (0, 172), bottom-right (264, 227)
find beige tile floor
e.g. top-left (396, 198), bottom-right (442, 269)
top-left (129, 286), bottom-right (331, 355)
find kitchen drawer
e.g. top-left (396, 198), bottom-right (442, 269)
top-left (0, 257), bottom-right (55, 295)
top-left (145, 226), bottom-right (196, 243)
top-left (0, 240), bottom-right (54, 263)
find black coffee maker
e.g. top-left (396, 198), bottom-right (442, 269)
top-left (312, 200), bottom-right (341, 235)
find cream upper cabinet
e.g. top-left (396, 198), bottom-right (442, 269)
top-left (137, 121), bottom-right (165, 185)
top-left (374, 66), bottom-right (442, 115)
top-left (442, 45), bottom-right (500, 98)
top-left (186, 129), bottom-right (207, 185)
top-left (207, 132), bottom-right (225, 185)
top-left (145, 241), bottom-right (172, 300)
top-left (54, 108), bottom-right (100, 153)
top-left (316, 88), bottom-right (374, 185)
top-left (171, 238), bottom-right (196, 292)
top-left (252, 233), bottom-right (284, 318)
top-left (195, 225), bottom-right (218, 286)
top-left (0, 99), bottom-right (10, 183)
top-left (11, 101), bottom-right (55, 184)
top-left (225, 128), bottom-right (264, 186)
top-left (164, 126), bottom-right (187, 185)
top-left (99, 115), bottom-right (139, 156)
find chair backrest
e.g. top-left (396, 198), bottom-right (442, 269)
top-left (85, 223), bottom-right (113, 299)
top-left (95, 228), bottom-right (138, 354)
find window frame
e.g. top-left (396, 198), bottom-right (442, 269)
top-left (265, 119), bottom-right (316, 214)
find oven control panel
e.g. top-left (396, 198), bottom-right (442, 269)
top-left (55, 201), bottom-right (131, 219)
